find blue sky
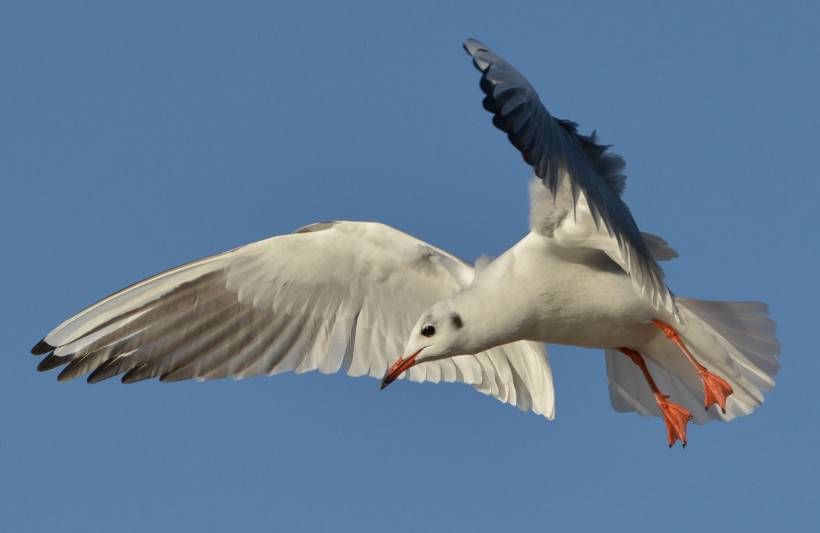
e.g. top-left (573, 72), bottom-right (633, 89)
top-left (2, 2), bottom-right (818, 532)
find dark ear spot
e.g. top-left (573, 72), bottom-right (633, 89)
top-left (450, 313), bottom-right (463, 329)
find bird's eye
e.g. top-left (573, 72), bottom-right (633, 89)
top-left (421, 325), bottom-right (436, 337)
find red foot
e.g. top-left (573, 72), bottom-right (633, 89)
top-left (651, 320), bottom-right (734, 414)
top-left (699, 369), bottom-right (733, 414)
top-left (655, 393), bottom-right (693, 448)
top-left (619, 347), bottom-right (694, 448)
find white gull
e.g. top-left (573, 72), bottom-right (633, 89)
top-left (30, 39), bottom-right (780, 447)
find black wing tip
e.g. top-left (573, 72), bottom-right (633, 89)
top-left (463, 38), bottom-right (486, 54)
top-left (31, 338), bottom-right (55, 355)
top-left (36, 354), bottom-right (66, 372)
top-left (120, 371), bottom-right (140, 384)
top-left (463, 38), bottom-right (494, 71)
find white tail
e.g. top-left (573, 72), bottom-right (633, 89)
top-left (605, 298), bottom-right (780, 424)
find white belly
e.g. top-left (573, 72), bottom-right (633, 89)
top-left (475, 234), bottom-right (661, 350)
top-left (526, 266), bottom-right (658, 349)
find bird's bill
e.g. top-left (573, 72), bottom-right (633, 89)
top-left (380, 349), bottom-right (422, 390)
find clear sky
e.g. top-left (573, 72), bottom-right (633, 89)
top-left (2, 2), bottom-right (818, 532)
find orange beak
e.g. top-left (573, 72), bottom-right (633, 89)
top-left (380, 349), bottom-right (422, 390)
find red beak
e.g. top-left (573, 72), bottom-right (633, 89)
top-left (380, 349), bottom-right (422, 390)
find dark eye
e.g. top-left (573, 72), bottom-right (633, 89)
top-left (421, 325), bottom-right (436, 337)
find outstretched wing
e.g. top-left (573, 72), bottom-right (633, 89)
top-left (31, 221), bottom-right (555, 419)
top-left (464, 39), bottom-right (677, 319)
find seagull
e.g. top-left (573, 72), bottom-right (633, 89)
top-left (30, 39), bottom-right (780, 447)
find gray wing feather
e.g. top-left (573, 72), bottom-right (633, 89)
top-left (464, 38), bottom-right (676, 317)
top-left (641, 232), bottom-right (678, 262)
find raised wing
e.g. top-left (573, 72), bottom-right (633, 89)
top-left (31, 221), bottom-right (555, 419)
top-left (464, 39), bottom-right (677, 318)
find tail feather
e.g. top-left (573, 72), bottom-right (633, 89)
top-left (606, 297), bottom-right (780, 424)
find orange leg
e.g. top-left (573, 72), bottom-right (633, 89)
top-left (651, 320), bottom-right (734, 414)
top-left (618, 347), bottom-right (693, 448)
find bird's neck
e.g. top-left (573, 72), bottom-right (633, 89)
top-left (448, 233), bottom-right (547, 355)
top-left (450, 283), bottom-right (532, 355)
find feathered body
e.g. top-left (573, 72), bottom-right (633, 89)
top-left (454, 230), bottom-right (658, 352)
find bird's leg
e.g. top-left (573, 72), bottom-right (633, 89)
top-left (618, 347), bottom-right (693, 448)
top-left (651, 320), bottom-right (733, 414)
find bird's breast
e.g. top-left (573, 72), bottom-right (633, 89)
top-left (527, 262), bottom-right (658, 348)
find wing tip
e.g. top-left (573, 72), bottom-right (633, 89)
top-left (462, 38), bottom-right (491, 71)
top-left (36, 354), bottom-right (67, 372)
top-left (56, 367), bottom-right (76, 382)
top-left (31, 338), bottom-right (55, 355)
top-left (463, 38), bottom-right (485, 54)
top-left (86, 373), bottom-right (106, 384)
top-left (121, 367), bottom-right (150, 384)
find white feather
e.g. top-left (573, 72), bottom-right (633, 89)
top-left (38, 221), bottom-right (555, 419)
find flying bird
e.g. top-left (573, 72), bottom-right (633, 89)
top-left (30, 39), bottom-right (780, 447)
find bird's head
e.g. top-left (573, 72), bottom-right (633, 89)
top-left (380, 302), bottom-right (467, 390)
